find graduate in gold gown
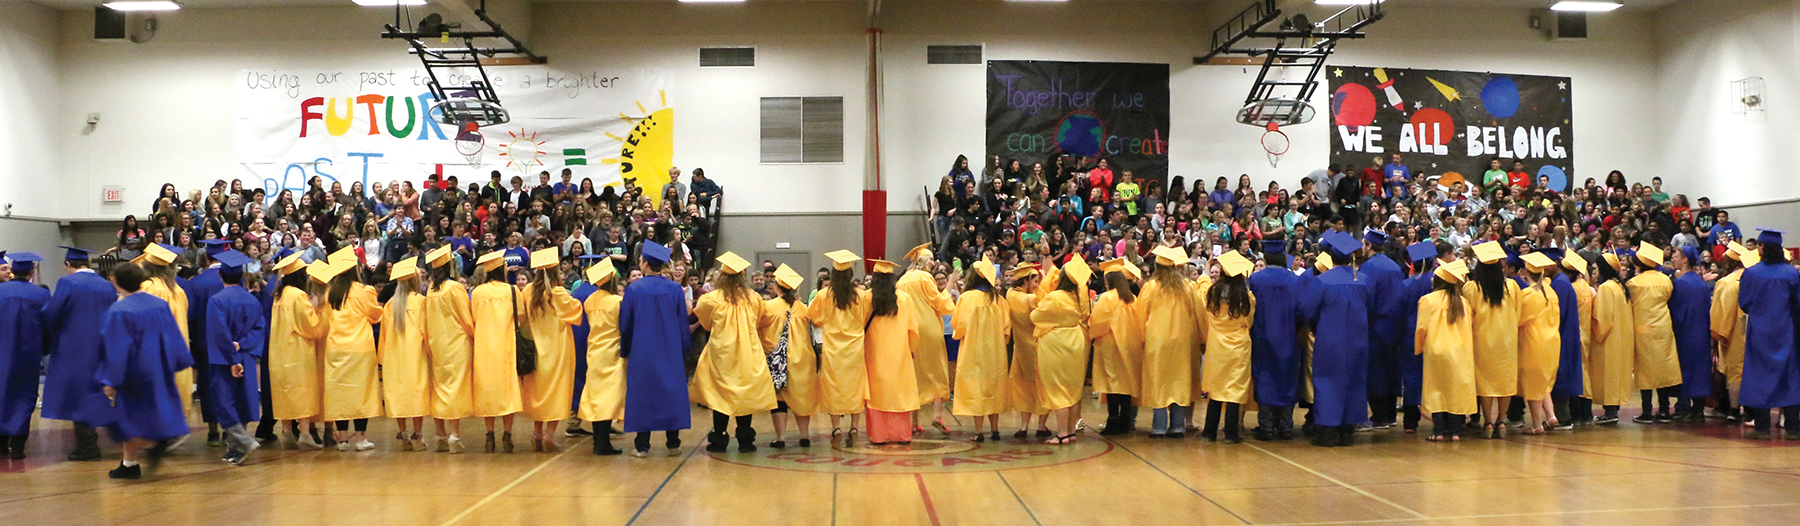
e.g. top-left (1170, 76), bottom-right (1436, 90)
top-left (470, 251), bottom-right (523, 453)
top-left (863, 259), bottom-right (921, 445)
top-left (134, 244), bottom-right (195, 420)
top-left (1005, 264), bottom-right (1050, 438)
top-left (423, 246), bottom-right (474, 453)
top-left (1710, 243), bottom-right (1751, 421)
top-left (316, 251), bottom-right (383, 451)
top-left (379, 258), bottom-right (431, 451)
top-left (1032, 256), bottom-right (1091, 445)
top-left (762, 264), bottom-right (816, 448)
top-left (898, 244), bottom-right (955, 433)
top-left (1561, 254), bottom-right (1597, 424)
top-left (1091, 258), bottom-right (1145, 436)
top-left (1626, 242), bottom-right (1682, 423)
top-left (1589, 252), bottom-right (1635, 422)
top-left (953, 258), bottom-right (1011, 441)
top-left (1199, 251), bottom-right (1255, 444)
top-left (692, 252), bottom-right (780, 452)
top-left (1417, 262), bottom-right (1475, 441)
top-left (1517, 252), bottom-right (1562, 434)
top-left (811, 250), bottom-right (873, 442)
top-left (1141, 246), bottom-right (1201, 438)
top-left (577, 258), bottom-right (626, 455)
top-left (1463, 241), bottom-right (1520, 439)
top-left (267, 254), bottom-right (325, 449)
top-left (522, 248), bottom-right (584, 453)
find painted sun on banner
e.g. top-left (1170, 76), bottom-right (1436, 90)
top-left (236, 66), bottom-right (677, 205)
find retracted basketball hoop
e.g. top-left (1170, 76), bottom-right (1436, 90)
top-left (1238, 97), bottom-right (1313, 169)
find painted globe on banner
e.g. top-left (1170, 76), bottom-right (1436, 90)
top-left (1481, 77), bottom-right (1520, 119)
top-left (1331, 83), bottom-right (1376, 127)
top-left (1055, 111), bottom-right (1104, 156)
top-left (1536, 164), bottom-right (1568, 192)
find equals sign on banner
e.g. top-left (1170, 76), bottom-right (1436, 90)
top-left (563, 148), bottom-right (587, 165)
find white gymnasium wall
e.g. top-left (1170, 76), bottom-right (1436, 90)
top-left (0, 1), bottom-right (63, 218)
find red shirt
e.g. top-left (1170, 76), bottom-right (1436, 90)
top-left (1361, 167), bottom-right (1383, 188)
top-left (1507, 171), bottom-right (1529, 188)
top-left (1087, 169), bottom-right (1114, 202)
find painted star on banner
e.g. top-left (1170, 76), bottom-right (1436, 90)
top-left (1414, 101), bottom-right (1423, 110)
top-left (1558, 81), bottom-right (1567, 90)
top-left (1334, 68), bottom-right (1343, 77)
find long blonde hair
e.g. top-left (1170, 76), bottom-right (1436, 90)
top-left (387, 276), bottom-right (417, 332)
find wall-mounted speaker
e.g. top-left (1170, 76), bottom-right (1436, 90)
top-left (1531, 9), bottom-right (1588, 40)
top-left (94, 7), bottom-right (128, 41)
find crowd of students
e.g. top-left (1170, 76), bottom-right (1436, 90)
top-left (2, 152), bottom-right (1798, 482)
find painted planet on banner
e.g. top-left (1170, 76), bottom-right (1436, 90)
top-left (1055, 112), bottom-right (1104, 156)
top-left (1332, 83), bottom-right (1377, 127)
top-left (1407, 108), bottom-right (1455, 149)
top-left (1481, 77), bottom-right (1520, 119)
top-left (1537, 164), bottom-right (1568, 192)
top-left (1438, 171), bottom-right (1465, 188)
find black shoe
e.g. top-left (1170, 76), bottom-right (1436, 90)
top-left (704, 432), bottom-right (729, 453)
top-left (68, 448), bottom-right (103, 462)
top-left (1167, 432), bottom-right (1185, 439)
top-left (108, 463), bottom-right (142, 480)
top-left (798, 438), bottom-right (812, 448)
top-left (1252, 428), bottom-right (1274, 441)
top-left (1199, 432), bottom-right (1218, 443)
top-left (144, 440), bottom-right (172, 471)
top-left (738, 442), bottom-right (758, 453)
top-left (1311, 430), bottom-right (1337, 447)
top-left (1222, 435), bottom-right (1244, 445)
top-left (206, 430), bottom-right (223, 448)
top-left (592, 440), bottom-right (622, 456)
top-left (1034, 429), bottom-right (1053, 439)
top-left (769, 440), bottom-right (787, 449)
top-left (1632, 415), bottom-right (1656, 424)
top-left (1746, 430), bottom-right (1771, 440)
top-left (0, 435), bottom-right (9, 457)
top-left (1787, 431), bottom-right (1800, 441)
top-left (565, 427), bottom-right (594, 437)
top-left (6, 435), bottom-right (25, 459)
top-left (989, 431), bottom-right (1001, 442)
top-left (1276, 429), bottom-right (1295, 440)
top-left (1013, 430), bottom-right (1027, 439)
top-left (1654, 411), bottom-right (1673, 423)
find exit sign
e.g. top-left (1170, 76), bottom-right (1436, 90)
top-left (102, 186), bottom-right (125, 203)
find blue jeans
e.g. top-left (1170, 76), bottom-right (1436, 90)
top-left (1151, 405), bottom-right (1190, 434)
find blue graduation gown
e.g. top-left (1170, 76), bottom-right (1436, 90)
top-left (97, 292), bottom-right (195, 441)
top-left (1669, 273), bottom-right (1713, 399)
top-left (1248, 267), bottom-right (1301, 407)
top-left (1361, 255), bottom-right (1405, 400)
top-left (40, 271), bottom-right (118, 424)
top-left (0, 281), bottom-right (50, 434)
top-left (1301, 266), bottom-right (1372, 427)
top-left (1738, 263), bottom-right (1800, 408)
top-left (184, 270), bottom-right (222, 422)
top-left (1399, 273), bottom-right (1432, 406)
top-left (206, 286), bottom-right (267, 428)
top-left (619, 275), bottom-right (691, 433)
top-left (568, 281), bottom-right (595, 413)
top-left (1549, 274), bottom-right (1586, 398)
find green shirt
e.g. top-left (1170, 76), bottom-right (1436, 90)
top-left (1117, 182), bottom-right (1140, 215)
top-left (1482, 169), bottom-right (1508, 187)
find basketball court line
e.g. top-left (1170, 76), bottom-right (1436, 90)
top-left (1247, 502), bottom-right (1800, 526)
top-left (1503, 437), bottom-right (1800, 478)
top-left (1244, 443), bottom-right (1430, 520)
top-left (624, 444), bottom-right (702, 526)
top-left (1109, 440), bottom-right (1250, 524)
top-left (439, 439), bottom-right (584, 526)
top-left (829, 474), bottom-right (839, 526)
top-left (996, 472), bottom-right (1042, 526)
top-left (914, 473), bottom-right (943, 526)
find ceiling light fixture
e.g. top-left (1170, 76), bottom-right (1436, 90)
top-left (353, 0), bottom-right (427, 6)
top-left (1549, 1), bottom-right (1623, 12)
top-left (102, 1), bottom-right (181, 11)
top-left (677, 0), bottom-right (748, 3)
top-left (1315, 0), bottom-right (1384, 6)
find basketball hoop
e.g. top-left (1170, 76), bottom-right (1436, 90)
top-left (432, 96), bottom-right (510, 127)
top-left (454, 122), bottom-right (484, 168)
top-left (1261, 122), bottom-right (1290, 168)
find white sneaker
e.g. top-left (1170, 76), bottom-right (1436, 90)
top-left (631, 449), bottom-right (649, 458)
top-left (337, 441), bottom-right (351, 452)
top-left (354, 440), bottom-right (376, 451)
top-left (297, 434), bottom-right (322, 450)
top-left (168, 434), bottom-right (191, 450)
top-left (447, 436), bottom-right (465, 454)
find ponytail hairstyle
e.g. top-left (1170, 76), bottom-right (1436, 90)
top-left (387, 275), bottom-right (417, 332)
top-left (1433, 275), bottom-right (1465, 324)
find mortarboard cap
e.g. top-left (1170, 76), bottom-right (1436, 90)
top-left (1406, 241), bottom-right (1437, 262)
top-left (1435, 260), bottom-right (1470, 284)
top-left (426, 245), bottom-right (454, 268)
top-left (869, 259), bottom-right (897, 275)
top-left (1471, 241), bottom-right (1505, 264)
top-left (717, 252), bottom-right (751, 275)
top-left (904, 243), bottom-right (933, 262)
top-left (1261, 240), bottom-right (1287, 255)
top-left (1323, 231), bottom-right (1361, 258)
top-left (1151, 245), bottom-right (1190, 266)
top-left (477, 251), bottom-right (506, 272)
top-left (199, 239), bottom-right (230, 256)
top-left (390, 258), bottom-right (419, 281)
top-left (530, 247), bottom-right (560, 270)
top-left (773, 264), bottom-right (803, 290)
top-left (275, 253), bottom-right (305, 276)
top-left (213, 249), bottom-right (252, 270)
top-left (1219, 251), bottom-right (1252, 277)
top-left (1521, 251), bottom-right (1555, 272)
top-left (642, 241), bottom-right (672, 265)
top-left (1363, 227), bottom-right (1389, 247)
top-left (58, 246), bottom-right (93, 262)
top-left (585, 258), bottom-right (617, 285)
top-left (1758, 228), bottom-right (1784, 246)
top-left (1062, 255), bottom-right (1092, 286)
top-left (1636, 241), bottom-right (1665, 268)
top-left (824, 250), bottom-right (860, 272)
top-left (1561, 254), bottom-right (1588, 276)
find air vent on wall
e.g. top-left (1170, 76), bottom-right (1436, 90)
top-left (700, 47), bottom-right (756, 67)
top-left (927, 45), bottom-right (983, 65)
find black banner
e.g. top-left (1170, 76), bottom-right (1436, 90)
top-left (1327, 66), bottom-right (1575, 191)
top-left (986, 60), bottom-right (1171, 186)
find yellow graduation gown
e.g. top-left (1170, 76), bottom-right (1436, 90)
top-left (1189, 279), bottom-right (1211, 405)
top-left (1589, 281), bottom-right (1635, 406)
top-left (1200, 291), bottom-right (1256, 405)
top-left (951, 290), bottom-right (1011, 416)
top-left (578, 290), bottom-right (626, 422)
top-left (1517, 284), bottom-right (1561, 401)
top-left (762, 297), bottom-right (819, 416)
top-left (1006, 290), bottom-right (1047, 414)
top-left (469, 282), bottom-right (523, 417)
top-left (1462, 279), bottom-right (1521, 397)
top-left (1711, 270), bottom-right (1747, 392)
top-left (269, 287), bottom-right (324, 420)
top-left (521, 284), bottom-right (583, 422)
top-left (1140, 279), bottom-right (1201, 408)
top-left (690, 289), bottom-right (779, 416)
top-left (1627, 272), bottom-right (1681, 390)
top-left (1416, 290), bottom-right (1477, 416)
top-left (1089, 291), bottom-right (1145, 398)
top-left (810, 288), bottom-right (872, 416)
top-left (143, 278), bottom-right (195, 416)
top-left (1571, 276), bottom-right (1595, 398)
top-left (865, 293), bottom-right (921, 413)
top-left (322, 283), bottom-right (383, 421)
top-left (1032, 290), bottom-right (1089, 411)
top-left (378, 293), bottom-right (432, 418)
top-left (898, 270), bottom-right (954, 405)
top-left (424, 281), bottom-right (476, 419)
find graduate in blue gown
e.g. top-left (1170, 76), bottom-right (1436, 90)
top-left (1666, 245), bottom-right (1713, 420)
top-left (619, 241), bottom-right (691, 456)
top-left (0, 252), bottom-right (50, 459)
top-left (563, 254), bottom-right (608, 438)
top-left (1737, 230), bottom-right (1800, 439)
top-left (1300, 231), bottom-right (1373, 447)
top-left (1399, 241), bottom-right (1442, 433)
top-left (187, 239), bottom-right (229, 444)
top-left (1359, 228), bottom-right (1405, 428)
top-left (98, 262), bottom-right (195, 480)
top-left (205, 250), bottom-right (267, 465)
top-left (1540, 249), bottom-right (1588, 427)
top-left (1249, 240), bottom-right (1301, 440)
top-left (40, 247), bottom-right (117, 461)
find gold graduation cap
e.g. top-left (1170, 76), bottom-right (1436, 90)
top-left (530, 247), bottom-right (560, 270)
top-left (904, 243), bottom-right (933, 262)
top-left (1521, 251), bottom-right (1556, 273)
top-left (1561, 254), bottom-right (1587, 276)
top-left (1635, 242), bottom-right (1664, 268)
top-left (585, 258), bottom-right (617, 285)
top-left (1435, 260), bottom-right (1469, 284)
top-left (1150, 245), bottom-right (1189, 267)
top-left (1472, 242), bottom-right (1505, 264)
top-left (1006, 263), bottom-right (1040, 282)
top-left (426, 245), bottom-right (453, 268)
top-left (307, 260), bottom-right (332, 284)
top-left (969, 256), bottom-right (996, 285)
top-left (1062, 255), bottom-right (1092, 286)
top-left (1315, 255), bottom-right (1334, 272)
top-left (477, 250), bottom-right (507, 272)
top-left (1219, 251), bottom-right (1253, 277)
top-left (869, 259), bottom-right (897, 274)
top-left (1601, 252), bottom-right (1623, 271)
top-left (328, 246), bottom-right (357, 267)
top-left (139, 243), bottom-right (178, 267)
top-left (274, 253), bottom-right (305, 276)
top-left (716, 252), bottom-right (750, 275)
top-left (390, 258), bottom-right (419, 281)
top-left (774, 264), bottom-right (803, 290)
top-left (824, 250), bottom-right (860, 272)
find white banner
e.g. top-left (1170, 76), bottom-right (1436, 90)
top-left (236, 66), bottom-right (674, 205)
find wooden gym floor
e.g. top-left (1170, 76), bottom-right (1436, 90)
top-left (4, 395), bottom-right (1800, 526)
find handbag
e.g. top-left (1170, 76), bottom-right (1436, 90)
top-left (513, 285), bottom-right (538, 376)
top-left (768, 308), bottom-right (792, 390)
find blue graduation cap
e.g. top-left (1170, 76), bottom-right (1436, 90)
top-left (1503, 245), bottom-right (1523, 269)
top-left (156, 243), bottom-right (183, 255)
top-left (199, 238), bottom-right (231, 256)
top-left (58, 246), bottom-right (92, 262)
top-left (1286, 254), bottom-right (1296, 269)
top-left (1322, 231), bottom-right (1361, 258)
top-left (1758, 228), bottom-right (1783, 246)
top-left (214, 249), bottom-right (252, 280)
top-left (7, 252), bottom-right (42, 275)
top-left (641, 240), bottom-right (672, 265)
top-left (1538, 247), bottom-right (1565, 262)
top-left (275, 247), bottom-right (297, 261)
top-left (577, 254), bottom-right (608, 266)
top-left (1406, 241), bottom-right (1436, 262)
top-left (1260, 240), bottom-right (1287, 255)
top-left (1678, 245), bottom-right (1700, 265)
top-left (1362, 227), bottom-right (1389, 247)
